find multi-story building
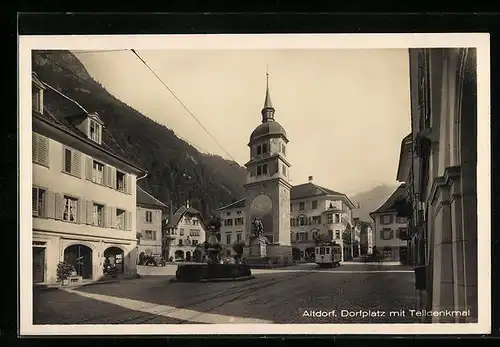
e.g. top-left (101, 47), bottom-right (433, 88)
top-left (217, 199), bottom-right (246, 257)
top-left (136, 186), bottom-right (168, 259)
top-left (217, 176), bottom-right (356, 262)
top-left (32, 73), bottom-right (146, 284)
top-left (369, 184), bottom-right (409, 262)
top-left (396, 48), bottom-right (478, 323)
top-left (358, 221), bottom-right (374, 256)
top-left (162, 201), bottom-right (207, 262)
top-left (352, 218), bottom-right (362, 258)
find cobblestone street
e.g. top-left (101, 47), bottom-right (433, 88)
top-left (33, 263), bottom-right (420, 324)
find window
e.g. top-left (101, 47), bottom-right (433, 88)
top-left (192, 240), bottom-right (198, 246)
top-left (32, 187), bottom-right (45, 217)
top-left (226, 212), bottom-right (231, 216)
top-left (282, 164), bottom-right (287, 176)
top-left (327, 213), bottom-right (333, 224)
top-left (381, 214), bottom-right (393, 225)
top-left (92, 203), bottom-right (104, 227)
top-left (178, 239), bottom-right (183, 246)
top-left (92, 160), bottom-right (104, 184)
top-left (299, 216), bottom-right (306, 226)
top-left (298, 232), bottom-right (308, 241)
top-left (116, 171), bottom-right (126, 192)
top-left (328, 230), bottom-right (333, 240)
top-left (146, 210), bottom-right (153, 223)
top-left (226, 233), bottom-right (232, 245)
top-left (32, 133), bottom-right (49, 167)
top-left (256, 145), bottom-right (262, 155)
top-left (192, 219), bottom-right (199, 225)
top-left (63, 147), bottom-right (81, 177)
top-left (257, 166), bottom-right (261, 175)
top-left (299, 202), bottom-right (305, 211)
top-left (290, 203), bottom-right (294, 212)
top-left (335, 230), bottom-right (341, 239)
top-left (235, 217), bottom-right (244, 225)
top-left (312, 216), bottom-right (321, 225)
top-left (381, 229), bottom-right (393, 240)
top-left (32, 86), bottom-right (42, 112)
top-left (383, 247), bottom-right (392, 258)
top-left (290, 218), bottom-right (295, 227)
top-left (116, 209), bottom-right (126, 230)
top-left (335, 214), bottom-right (340, 223)
top-left (237, 210), bottom-right (242, 214)
top-left (189, 230), bottom-right (200, 236)
top-left (89, 119), bottom-right (101, 144)
top-left (256, 164), bottom-right (268, 176)
top-left (281, 144), bottom-right (286, 155)
top-left (262, 143), bottom-right (268, 154)
top-left (179, 228), bottom-right (185, 236)
top-left (143, 230), bottom-right (156, 240)
top-left (224, 219), bottom-right (233, 226)
top-left (396, 216), bottom-right (407, 224)
top-left (397, 228), bottom-right (408, 240)
top-left (312, 200), bottom-right (318, 209)
top-left (237, 232), bottom-right (242, 242)
top-left (63, 196), bottom-right (78, 222)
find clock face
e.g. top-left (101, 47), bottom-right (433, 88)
top-left (250, 194), bottom-right (273, 216)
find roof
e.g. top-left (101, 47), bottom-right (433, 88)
top-left (165, 205), bottom-right (204, 229)
top-left (290, 182), bottom-right (342, 200)
top-left (136, 186), bottom-right (168, 209)
top-left (33, 73), bottom-right (146, 174)
top-left (370, 183), bottom-right (407, 216)
top-left (217, 198), bottom-right (246, 211)
top-left (249, 120), bottom-right (288, 144)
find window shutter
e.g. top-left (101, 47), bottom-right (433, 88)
top-left (38, 135), bottom-right (49, 166)
top-left (103, 206), bottom-right (110, 228)
top-left (32, 133), bottom-right (39, 163)
top-left (44, 190), bottom-right (55, 219)
top-left (86, 201), bottom-right (93, 225)
top-left (55, 193), bottom-right (64, 220)
top-left (78, 199), bottom-right (86, 224)
top-left (110, 207), bottom-right (117, 228)
top-left (126, 174), bottom-right (132, 194)
top-left (85, 156), bottom-right (93, 180)
top-left (103, 165), bottom-right (109, 187)
top-left (126, 211), bottom-right (132, 231)
top-left (72, 150), bottom-right (82, 177)
top-left (110, 167), bottom-right (116, 189)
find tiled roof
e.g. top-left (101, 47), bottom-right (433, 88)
top-left (217, 198), bottom-right (246, 211)
top-left (290, 183), bottom-right (342, 200)
top-left (33, 73), bottom-right (144, 173)
top-left (165, 205), bottom-right (204, 229)
top-left (370, 183), bottom-right (407, 215)
top-left (137, 186), bottom-right (167, 209)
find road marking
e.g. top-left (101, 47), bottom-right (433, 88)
top-left (62, 288), bottom-right (273, 324)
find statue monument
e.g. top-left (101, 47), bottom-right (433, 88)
top-left (248, 217), bottom-right (269, 258)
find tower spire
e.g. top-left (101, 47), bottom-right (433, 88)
top-left (261, 66), bottom-right (275, 122)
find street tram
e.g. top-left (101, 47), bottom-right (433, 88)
top-left (315, 242), bottom-right (342, 268)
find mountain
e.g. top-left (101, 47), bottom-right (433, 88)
top-left (32, 50), bottom-right (247, 217)
top-left (350, 183), bottom-right (400, 222)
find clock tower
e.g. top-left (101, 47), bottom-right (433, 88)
top-left (244, 73), bottom-right (292, 264)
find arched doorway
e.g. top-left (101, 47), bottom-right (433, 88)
top-left (174, 250), bottom-right (184, 261)
top-left (185, 251), bottom-right (192, 262)
top-left (64, 244), bottom-right (93, 279)
top-left (104, 246), bottom-right (125, 274)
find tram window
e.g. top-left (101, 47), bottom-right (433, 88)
top-left (320, 247), bottom-right (325, 255)
top-left (315, 248), bottom-right (319, 254)
top-left (326, 248), bottom-right (330, 254)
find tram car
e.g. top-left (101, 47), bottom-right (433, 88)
top-left (315, 243), bottom-right (342, 268)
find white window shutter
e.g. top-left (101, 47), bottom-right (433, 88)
top-left (32, 133), bottom-right (38, 163)
top-left (85, 156), bottom-right (93, 180)
top-left (44, 190), bottom-right (55, 219)
top-left (110, 207), bottom-right (117, 228)
top-left (103, 165), bottom-right (109, 187)
top-left (126, 211), bottom-right (132, 231)
top-left (110, 167), bottom-right (116, 189)
top-left (86, 201), bottom-right (93, 225)
top-left (55, 193), bottom-right (64, 220)
top-left (126, 174), bottom-right (132, 194)
top-left (72, 150), bottom-right (82, 177)
top-left (38, 135), bottom-right (49, 167)
top-left (78, 199), bottom-right (86, 224)
top-left (103, 206), bottom-right (110, 228)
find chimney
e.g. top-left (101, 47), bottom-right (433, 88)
top-left (308, 176), bottom-right (313, 182)
top-left (186, 200), bottom-right (190, 209)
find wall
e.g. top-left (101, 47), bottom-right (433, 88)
top-left (136, 206), bottom-right (162, 255)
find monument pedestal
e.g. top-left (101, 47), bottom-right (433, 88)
top-left (243, 241), bottom-right (293, 267)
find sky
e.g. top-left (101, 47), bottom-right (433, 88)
top-left (73, 49), bottom-right (411, 196)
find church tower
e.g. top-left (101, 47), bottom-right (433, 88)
top-left (244, 73), bottom-right (292, 251)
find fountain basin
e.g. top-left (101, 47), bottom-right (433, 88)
top-left (174, 263), bottom-right (253, 282)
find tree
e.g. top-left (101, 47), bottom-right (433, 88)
top-left (313, 233), bottom-right (331, 245)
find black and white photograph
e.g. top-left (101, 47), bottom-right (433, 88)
top-left (19, 34), bottom-right (490, 335)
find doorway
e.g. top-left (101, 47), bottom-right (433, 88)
top-left (64, 244), bottom-right (93, 279)
top-left (33, 247), bottom-right (45, 283)
top-left (104, 246), bottom-right (125, 274)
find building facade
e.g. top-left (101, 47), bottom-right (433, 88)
top-left (396, 48), bottom-right (478, 323)
top-left (217, 176), bottom-right (357, 263)
top-left (370, 184), bottom-right (409, 263)
top-left (136, 186), bottom-right (168, 259)
top-left (32, 73), bottom-right (145, 285)
top-left (217, 199), bottom-right (246, 257)
top-left (162, 202), bottom-right (207, 262)
top-left (358, 221), bottom-right (374, 256)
